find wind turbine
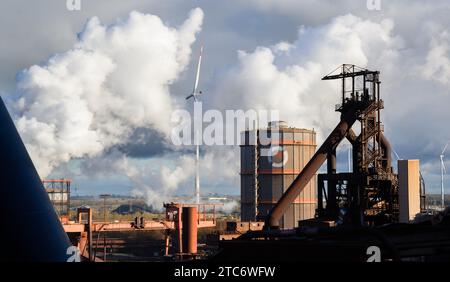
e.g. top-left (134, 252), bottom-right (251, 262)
top-left (186, 45), bottom-right (203, 102)
top-left (440, 142), bottom-right (449, 210)
top-left (186, 46), bottom-right (203, 204)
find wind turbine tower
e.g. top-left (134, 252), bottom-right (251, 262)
top-left (441, 142), bottom-right (448, 210)
top-left (186, 46), bottom-right (203, 204)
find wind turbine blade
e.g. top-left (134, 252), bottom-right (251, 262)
top-left (443, 159), bottom-right (447, 174)
top-left (186, 94), bottom-right (194, 100)
top-left (192, 45), bottom-right (203, 95)
top-left (392, 148), bottom-right (401, 160)
top-left (442, 142), bottom-right (449, 155)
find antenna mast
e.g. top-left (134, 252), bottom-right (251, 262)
top-left (441, 142), bottom-right (448, 210)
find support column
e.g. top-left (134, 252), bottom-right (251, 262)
top-left (327, 149), bottom-right (337, 217)
top-left (182, 207), bottom-right (198, 255)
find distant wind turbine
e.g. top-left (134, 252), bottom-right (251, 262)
top-left (186, 46), bottom-right (204, 204)
top-left (440, 142), bottom-right (449, 210)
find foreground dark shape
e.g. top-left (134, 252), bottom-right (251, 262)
top-left (214, 209), bottom-right (450, 262)
top-left (0, 97), bottom-right (71, 261)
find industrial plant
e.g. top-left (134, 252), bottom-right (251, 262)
top-left (1, 63), bottom-right (449, 263)
top-left (215, 65), bottom-right (450, 262)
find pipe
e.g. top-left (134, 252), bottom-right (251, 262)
top-left (0, 97), bottom-right (71, 261)
top-left (87, 209), bottom-right (93, 262)
top-left (177, 206), bottom-right (183, 253)
top-left (182, 207), bottom-right (198, 254)
top-left (379, 132), bottom-right (392, 171)
top-left (265, 106), bottom-right (360, 228)
top-left (327, 149), bottom-right (338, 215)
top-left (164, 233), bottom-right (170, 256)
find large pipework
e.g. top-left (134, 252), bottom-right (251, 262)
top-left (0, 98), bottom-right (71, 261)
top-left (265, 107), bottom-right (360, 228)
top-left (327, 149), bottom-right (338, 215)
top-left (182, 207), bottom-right (198, 254)
top-left (379, 132), bottom-right (392, 171)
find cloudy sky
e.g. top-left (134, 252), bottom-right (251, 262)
top-left (1, 0), bottom-right (450, 206)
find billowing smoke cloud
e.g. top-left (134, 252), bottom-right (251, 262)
top-left (68, 150), bottom-right (194, 208)
top-left (421, 24), bottom-right (450, 86)
top-left (10, 8), bottom-right (204, 177)
top-left (216, 200), bottom-right (239, 214)
top-left (210, 10), bottom-right (450, 192)
top-left (77, 147), bottom-right (238, 208)
top-left (116, 155), bottom-right (196, 209)
top-left (213, 14), bottom-right (403, 140)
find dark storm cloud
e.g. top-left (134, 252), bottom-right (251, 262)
top-left (114, 127), bottom-right (193, 158)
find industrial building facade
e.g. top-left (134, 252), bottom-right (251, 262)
top-left (240, 121), bottom-right (317, 229)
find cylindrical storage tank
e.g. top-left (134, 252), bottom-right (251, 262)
top-left (268, 120), bottom-right (288, 129)
top-left (240, 121), bottom-right (317, 229)
top-left (182, 207), bottom-right (198, 254)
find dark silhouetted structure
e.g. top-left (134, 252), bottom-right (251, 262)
top-left (0, 98), bottom-right (71, 261)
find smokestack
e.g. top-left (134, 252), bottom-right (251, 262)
top-left (0, 97), bottom-right (71, 261)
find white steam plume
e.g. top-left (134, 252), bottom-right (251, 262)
top-left (116, 155), bottom-right (196, 209)
top-left (78, 147), bottom-right (238, 209)
top-left (10, 8), bottom-right (204, 177)
top-left (212, 14), bottom-right (403, 141)
top-left (421, 25), bottom-right (450, 86)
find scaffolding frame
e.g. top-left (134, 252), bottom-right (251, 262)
top-left (43, 179), bottom-right (71, 216)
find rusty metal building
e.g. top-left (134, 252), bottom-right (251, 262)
top-left (240, 121), bottom-right (317, 229)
